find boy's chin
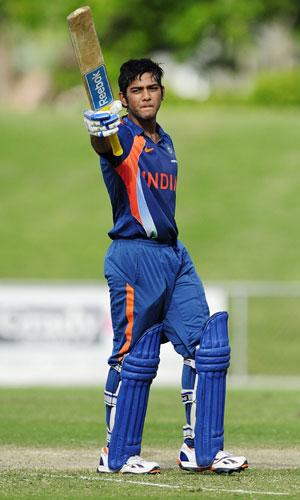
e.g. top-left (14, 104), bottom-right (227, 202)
top-left (138, 110), bottom-right (157, 121)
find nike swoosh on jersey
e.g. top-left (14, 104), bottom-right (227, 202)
top-left (144, 147), bottom-right (154, 153)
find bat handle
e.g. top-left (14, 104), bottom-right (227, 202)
top-left (109, 133), bottom-right (123, 156)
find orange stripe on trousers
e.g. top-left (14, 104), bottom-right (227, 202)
top-left (118, 283), bottom-right (134, 361)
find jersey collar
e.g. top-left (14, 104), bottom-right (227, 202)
top-left (122, 115), bottom-right (167, 141)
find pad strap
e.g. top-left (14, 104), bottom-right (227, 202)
top-left (104, 390), bottom-right (118, 407)
top-left (183, 358), bottom-right (195, 369)
top-left (104, 365), bottom-right (121, 445)
top-left (181, 359), bottom-right (197, 446)
top-left (181, 390), bottom-right (195, 404)
top-left (182, 424), bottom-right (194, 440)
top-left (108, 324), bottom-right (162, 471)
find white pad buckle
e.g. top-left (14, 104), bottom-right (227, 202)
top-left (183, 424), bottom-right (194, 440)
top-left (181, 389), bottom-right (196, 405)
top-left (104, 390), bottom-right (118, 407)
top-left (184, 358), bottom-right (195, 369)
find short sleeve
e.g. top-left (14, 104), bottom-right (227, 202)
top-left (100, 122), bottom-right (134, 167)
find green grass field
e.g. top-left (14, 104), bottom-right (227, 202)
top-left (0, 387), bottom-right (299, 499)
top-left (1, 105), bottom-right (299, 281)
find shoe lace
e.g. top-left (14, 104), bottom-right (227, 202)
top-left (127, 455), bottom-right (146, 465)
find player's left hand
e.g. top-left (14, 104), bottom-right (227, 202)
top-left (84, 100), bottom-right (122, 138)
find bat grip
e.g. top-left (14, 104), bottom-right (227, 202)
top-left (109, 133), bottom-right (123, 156)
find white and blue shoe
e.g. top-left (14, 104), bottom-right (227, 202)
top-left (97, 447), bottom-right (160, 474)
top-left (177, 443), bottom-right (248, 474)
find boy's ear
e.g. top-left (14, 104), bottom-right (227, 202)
top-left (119, 92), bottom-right (128, 108)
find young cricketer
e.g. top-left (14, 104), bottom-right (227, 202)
top-left (83, 58), bottom-right (248, 474)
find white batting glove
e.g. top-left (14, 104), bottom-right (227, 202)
top-left (84, 100), bottom-right (122, 138)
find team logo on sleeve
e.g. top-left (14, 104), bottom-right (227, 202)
top-left (166, 144), bottom-right (174, 155)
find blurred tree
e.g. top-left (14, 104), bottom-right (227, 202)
top-left (1, 0), bottom-right (299, 55)
top-left (1, 0), bottom-right (300, 97)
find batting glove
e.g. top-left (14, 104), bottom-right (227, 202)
top-left (84, 100), bottom-right (122, 138)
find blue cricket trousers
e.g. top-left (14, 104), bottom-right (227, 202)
top-left (104, 239), bottom-right (210, 365)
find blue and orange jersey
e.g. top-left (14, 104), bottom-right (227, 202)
top-left (99, 116), bottom-right (179, 242)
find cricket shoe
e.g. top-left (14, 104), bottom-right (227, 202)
top-left (97, 447), bottom-right (160, 474)
top-left (177, 443), bottom-right (248, 474)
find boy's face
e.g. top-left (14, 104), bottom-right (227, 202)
top-left (119, 72), bottom-right (164, 122)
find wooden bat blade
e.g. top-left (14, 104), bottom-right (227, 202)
top-left (67, 6), bottom-right (123, 156)
top-left (67, 6), bottom-right (104, 74)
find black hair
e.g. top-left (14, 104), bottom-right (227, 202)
top-left (118, 58), bottom-right (164, 95)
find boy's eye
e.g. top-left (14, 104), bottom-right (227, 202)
top-left (130, 86), bottom-right (160, 94)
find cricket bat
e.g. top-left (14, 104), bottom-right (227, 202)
top-left (67, 5), bottom-right (123, 156)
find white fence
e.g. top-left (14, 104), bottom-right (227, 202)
top-left (222, 281), bottom-right (300, 388)
top-left (0, 281), bottom-right (299, 387)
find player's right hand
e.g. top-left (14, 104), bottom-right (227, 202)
top-left (83, 100), bottom-right (122, 138)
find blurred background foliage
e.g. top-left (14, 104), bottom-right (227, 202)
top-left (1, 0), bottom-right (300, 107)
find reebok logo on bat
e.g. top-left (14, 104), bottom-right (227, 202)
top-left (92, 70), bottom-right (108, 105)
top-left (144, 147), bottom-right (154, 153)
top-left (87, 65), bottom-right (113, 108)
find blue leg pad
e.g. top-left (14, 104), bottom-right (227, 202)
top-left (195, 311), bottom-right (230, 468)
top-left (108, 323), bottom-right (162, 471)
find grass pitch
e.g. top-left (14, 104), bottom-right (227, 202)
top-left (0, 387), bottom-right (299, 498)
